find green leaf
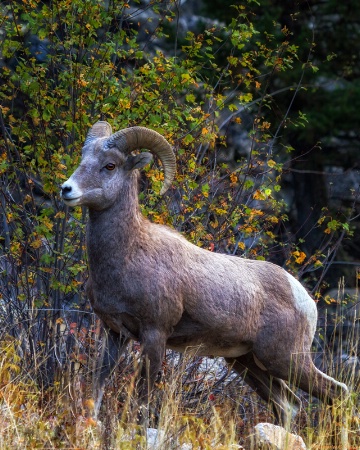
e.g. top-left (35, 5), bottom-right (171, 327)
top-left (183, 134), bottom-right (194, 145)
top-left (42, 108), bottom-right (52, 121)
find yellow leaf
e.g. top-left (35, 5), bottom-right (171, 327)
top-left (230, 173), bottom-right (238, 184)
top-left (253, 190), bottom-right (265, 200)
top-left (294, 251), bottom-right (306, 264)
top-left (268, 215), bottom-right (279, 224)
top-left (84, 398), bottom-right (95, 411)
top-left (85, 417), bottom-right (97, 427)
top-left (54, 211), bottom-right (65, 219)
top-left (181, 73), bottom-right (191, 83)
top-left (30, 238), bottom-right (42, 249)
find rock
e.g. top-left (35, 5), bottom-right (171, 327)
top-left (146, 428), bottom-right (162, 449)
top-left (146, 428), bottom-right (194, 450)
top-left (247, 423), bottom-right (307, 450)
top-left (146, 427), bottom-right (245, 449)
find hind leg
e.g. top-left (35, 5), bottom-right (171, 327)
top-left (293, 354), bottom-right (348, 403)
top-left (289, 353), bottom-right (349, 449)
top-left (253, 341), bottom-right (348, 405)
top-left (253, 340), bottom-right (349, 449)
top-left (251, 313), bottom-right (348, 405)
top-left (283, 354), bottom-right (349, 450)
top-left (226, 353), bottom-right (301, 426)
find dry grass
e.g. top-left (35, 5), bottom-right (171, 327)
top-left (0, 315), bottom-right (359, 450)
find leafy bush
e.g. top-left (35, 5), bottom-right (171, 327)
top-left (0, 1), bottom-right (357, 447)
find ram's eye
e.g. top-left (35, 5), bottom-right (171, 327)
top-left (105, 163), bottom-right (116, 171)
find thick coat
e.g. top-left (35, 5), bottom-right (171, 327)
top-left (61, 122), bottom-right (348, 424)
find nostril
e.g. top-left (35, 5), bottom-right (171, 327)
top-left (62, 185), bottom-right (72, 194)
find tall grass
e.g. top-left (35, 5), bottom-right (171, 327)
top-left (0, 306), bottom-right (359, 449)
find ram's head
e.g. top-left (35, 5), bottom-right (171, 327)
top-left (61, 122), bottom-right (176, 210)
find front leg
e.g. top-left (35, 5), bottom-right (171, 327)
top-left (136, 328), bottom-right (167, 424)
top-left (86, 279), bottom-right (129, 416)
top-left (93, 326), bottom-right (129, 417)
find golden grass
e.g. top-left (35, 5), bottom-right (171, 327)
top-left (0, 318), bottom-right (359, 449)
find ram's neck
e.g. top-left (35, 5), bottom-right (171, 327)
top-left (86, 175), bottom-right (145, 263)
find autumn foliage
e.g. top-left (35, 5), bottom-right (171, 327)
top-left (0, 1), bottom-right (358, 448)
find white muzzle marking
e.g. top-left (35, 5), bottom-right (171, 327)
top-left (61, 179), bottom-right (83, 206)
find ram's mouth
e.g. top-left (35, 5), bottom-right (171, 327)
top-left (62, 196), bottom-right (82, 206)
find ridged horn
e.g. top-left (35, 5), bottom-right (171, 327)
top-left (106, 126), bottom-right (176, 195)
top-left (84, 121), bottom-right (112, 146)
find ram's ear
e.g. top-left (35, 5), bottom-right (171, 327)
top-left (124, 152), bottom-right (153, 171)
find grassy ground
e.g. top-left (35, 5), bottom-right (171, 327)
top-left (0, 326), bottom-right (359, 449)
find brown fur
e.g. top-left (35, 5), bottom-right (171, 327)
top-left (61, 127), bottom-right (348, 424)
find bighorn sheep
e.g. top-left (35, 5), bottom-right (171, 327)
top-left (61, 121), bottom-right (348, 425)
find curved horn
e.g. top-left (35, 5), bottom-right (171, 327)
top-left (106, 126), bottom-right (176, 195)
top-left (84, 121), bottom-right (112, 146)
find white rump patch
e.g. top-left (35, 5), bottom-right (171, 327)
top-left (285, 272), bottom-right (317, 335)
